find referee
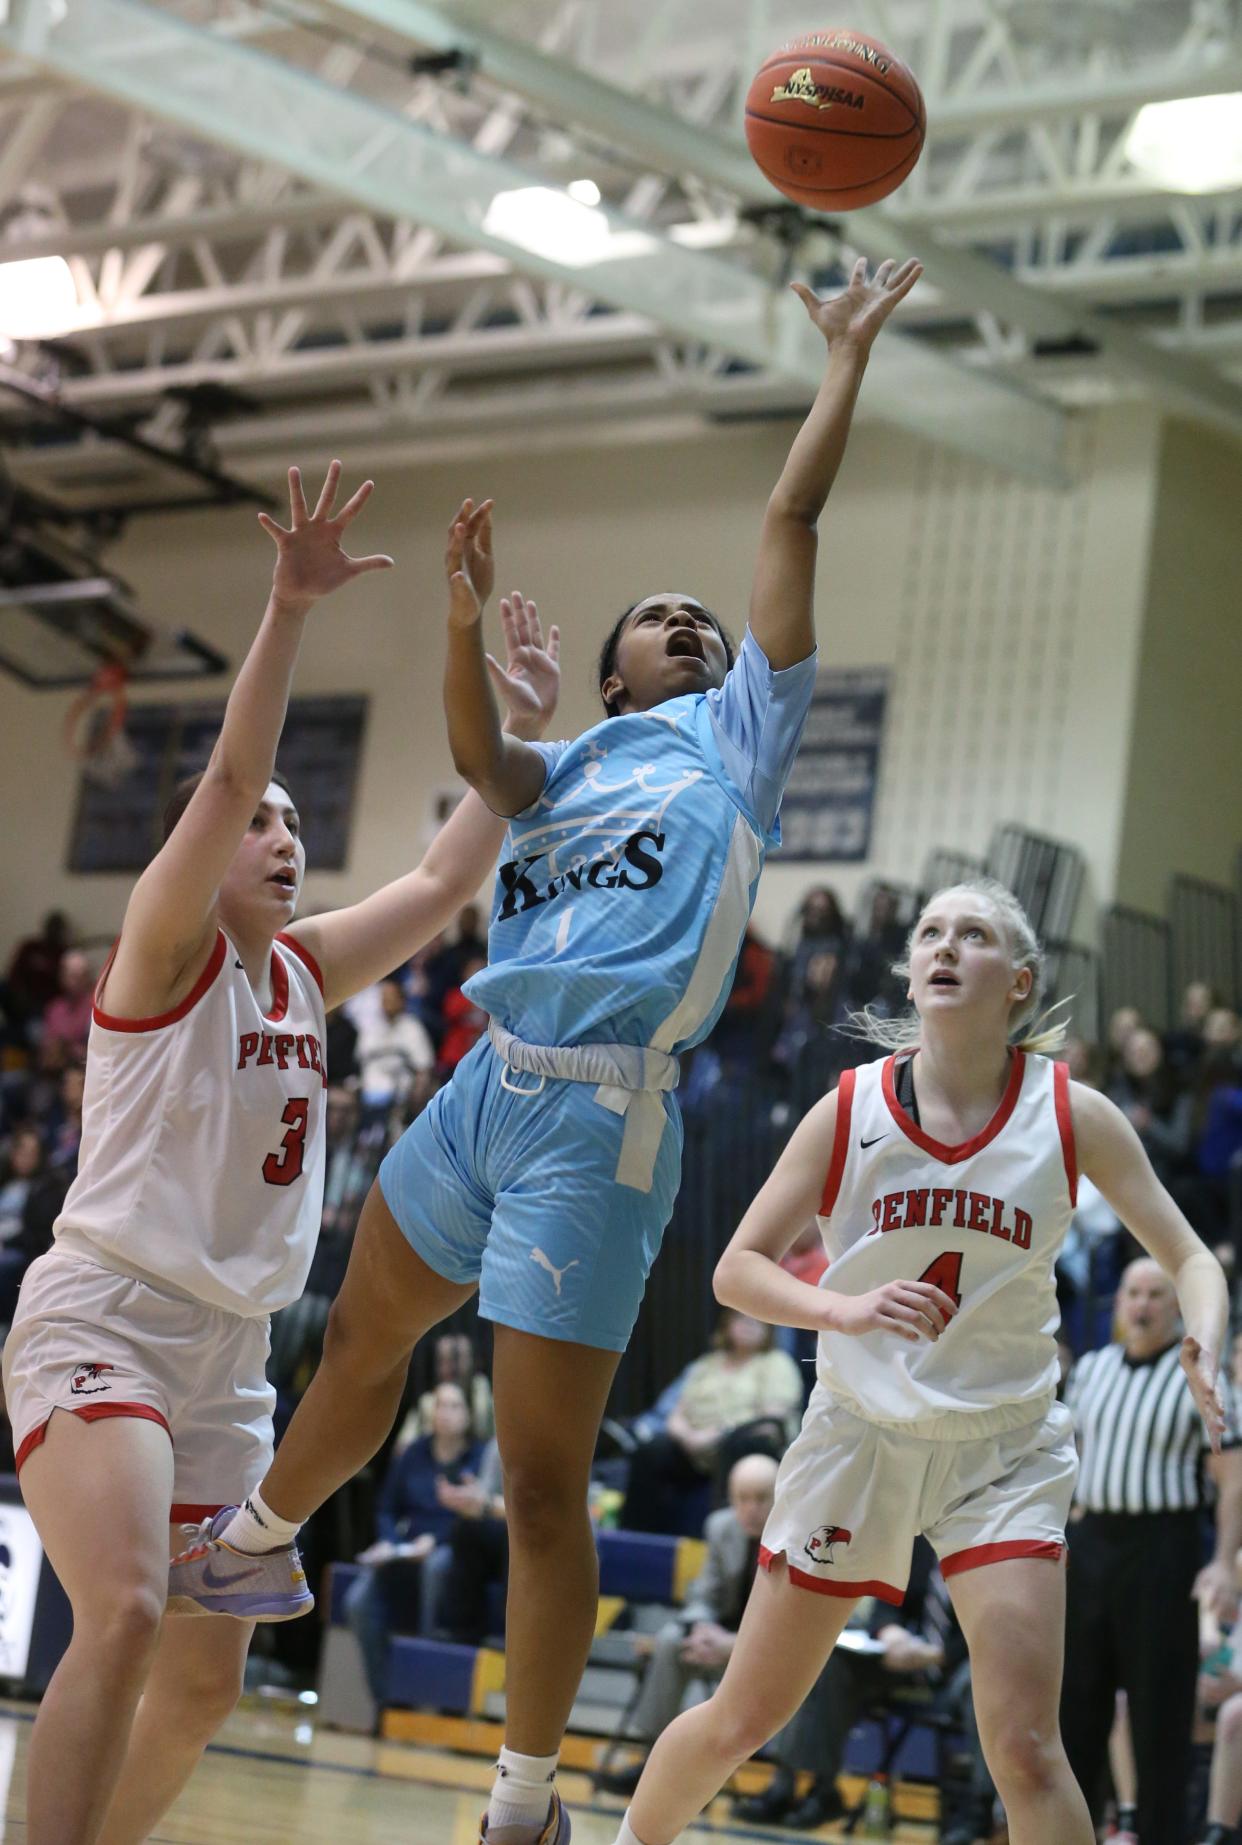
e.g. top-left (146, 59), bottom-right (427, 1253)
top-left (1061, 1258), bottom-right (1242, 1845)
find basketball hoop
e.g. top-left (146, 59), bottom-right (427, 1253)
top-left (64, 661), bottom-right (139, 788)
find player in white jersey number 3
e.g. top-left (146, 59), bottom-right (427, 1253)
top-left (610, 877), bottom-right (1230, 1845)
top-left (2, 463), bottom-right (560, 1845)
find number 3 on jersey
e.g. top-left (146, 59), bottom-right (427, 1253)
top-left (263, 1098), bottom-right (309, 1186)
top-left (918, 1250), bottom-right (964, 1311)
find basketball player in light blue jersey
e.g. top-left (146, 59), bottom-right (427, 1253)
top-left (171, 255), bottom-right (922, 1844)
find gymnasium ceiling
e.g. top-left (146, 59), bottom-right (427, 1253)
top-left (3, 0), bottom-right (1242, 512)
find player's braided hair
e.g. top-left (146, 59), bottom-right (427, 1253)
top-left (162, 767), bottom-right (296, 842)
top-left (841, 877), bottom-right (1072, 1056)
top-left (597, 601), bottom-right (736, 718)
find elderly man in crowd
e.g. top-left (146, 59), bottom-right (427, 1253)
top-left (599, 1454), bottom-right (777, 1797)
top-left (1062, 1258), bottom-right (1242, 1845)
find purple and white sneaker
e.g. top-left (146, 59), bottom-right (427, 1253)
top-left (167, 1506), bottom-right (314, 1622)
top-left (479, 1788), bottom-right (571, 1843)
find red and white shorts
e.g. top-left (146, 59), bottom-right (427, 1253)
top-left (760, 1385), bottom-right (1077, 1605)
top-left (2, 1244), bottom-right (275, 1522)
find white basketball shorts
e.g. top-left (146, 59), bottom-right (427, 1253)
top-left (760, 1383), bottom-right (1077, 1604)
top-left (2, 1244), bottom-right (275, 1521)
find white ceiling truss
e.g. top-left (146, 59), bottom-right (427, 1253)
top-left (0, 0), bottom-right (1240, 507)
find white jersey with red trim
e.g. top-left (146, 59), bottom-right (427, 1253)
top-left (813, 1050), bottom-right (1076, 1439)
top-left (54, 929), bottom-right (328, 1318)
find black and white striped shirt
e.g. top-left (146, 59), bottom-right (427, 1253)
top-left (1066, 1341), bottom-right (1240, 1515)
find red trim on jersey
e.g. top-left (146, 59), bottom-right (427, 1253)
top-left (758, 1546), bottom-right (905, 1606)
top-left (93, 932), bottom-right (228, 1035)
top-left (819, 1068), bottom-right (856, 1217)
top-left (939, 1538), bottom-right (1065, 1578)
top-left (15, 1401), bottom-right (173, 1472)
top-left (881, 1050), bottom-right (1026, 1166)
top-left (276, 931), bottom-right (325, 997)
top-left (264, 946), bottom-right (290, 1023)
top-left (1053, 1061), bottom-right (1078, 1206)
top-left (171, 1502), bottom-right (228, 1524)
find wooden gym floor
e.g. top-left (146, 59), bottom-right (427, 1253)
top-left (0, 1697), bottom-right (936, 1842)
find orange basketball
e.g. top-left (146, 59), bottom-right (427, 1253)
top-left (744, 30), bottom-right (925, 211)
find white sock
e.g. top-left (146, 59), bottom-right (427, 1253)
top-left (486, 1746), bottom-right (558, 1835)
top-left (614, 1816), bottom-right (648, 1845)
top-left (219, 1488), bottom-right (302, 1555)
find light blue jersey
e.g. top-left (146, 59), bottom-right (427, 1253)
top-left (381, 627), bottom-right (817, 1351)
top-left (466, 627), bottom-right (818, 1053)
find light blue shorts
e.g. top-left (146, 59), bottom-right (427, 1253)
top-left (378, 1038), bottom-right (683, 1353)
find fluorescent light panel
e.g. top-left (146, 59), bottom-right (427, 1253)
top-left (1125, 92), bottom-right (1242, 194)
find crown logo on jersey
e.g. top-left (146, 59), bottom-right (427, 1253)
top-left (527, 760), bottom-right (704, 876)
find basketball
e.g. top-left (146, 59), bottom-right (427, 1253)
top-left (744, 30), bottom-right (925, 211)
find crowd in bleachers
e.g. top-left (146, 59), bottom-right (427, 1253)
top-left (4, 888), bottom-right (1242, 1840)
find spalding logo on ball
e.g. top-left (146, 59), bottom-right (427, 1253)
top-left (745, 29), bottom-right (926, 210)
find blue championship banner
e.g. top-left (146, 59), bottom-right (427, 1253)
top-left (777, 666), bottom-right (889, 863)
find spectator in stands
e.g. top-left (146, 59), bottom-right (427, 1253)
top-left (772, 948), bottom-right (844, 1077)
top-left (599, 1455), bottom-right (778, 1798)
top-left (437, 1436), bottom-right (508, 1646)
top-left (40, 949), bottom-right (93, 1061)
top-left (620, 1313), bottom-right (801, 1535)
top-left (47, 1062), bottom-right (85, 1174)
top-left (356, 977), bottom-right (436, 1121)
top-left (1195, 1330), bottom-right (1242, 1845)
top-left (344, 1380), bottom-right (481, 1702)
top-left (307, 1086), bottom-right (376, 1298)
top-left (323, 1002), bottom-right (359, 1085)
top-left (789, 886), bottom-right (850, 975)
top-left (1064, 1033), bottom-right (1104, 1088)
top-left (4, 911), bottom-right (69, 1037)
top-left (1107, 1026), bottom-right (1192, 1186)
top-left (1188, 1021), bottom-right (1242, 1260)
top-left (1166, 981), bottom-right (1217, 1080)
top-left (395, 1330), bottom-right (495, 1446)
top-left (736, 1540), bottom-right (986, 1836)
top-left (844, 883), bottom-right (906, 1011)
top-left (710, 924), bottom-right (777, 1073)
top-left (1104, 1004), bottom-right (1144, 1088)
top-left (0, 1126), bottom-right (44, 1322)
top-left (398, 935), bottom-right (446, 1045)
top-left (437, 951), bottom-right (488, 1075)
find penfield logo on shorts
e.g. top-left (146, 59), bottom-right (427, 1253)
top-left (804, 1524), bottom-right (852, 1565)
top-left (70, 1362), bottom-right (116, 1397)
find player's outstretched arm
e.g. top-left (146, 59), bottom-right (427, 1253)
top-left (113, 463), bottom-right (391, 1003)
top-left (1074, 1080), bottom-right (1230, 1450)
top-left (714, 1085), bottom-right (955, 1343)
top-left (443, 497), bottom-right (550, 818)
top-left (748, 256), bottom-right (922, 670)
top-left (287, 591), bottom-right (560, 1010)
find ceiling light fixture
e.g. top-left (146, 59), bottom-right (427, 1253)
top-left (1124, 92), bottom-right (1242, 194)
top-left (482, 187), bottom-right (654, 267)
top-left (0, 255), bottom-right (78, 340)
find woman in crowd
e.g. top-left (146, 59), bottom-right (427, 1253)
top-left (620, 1311), bottom-right (803, 1534)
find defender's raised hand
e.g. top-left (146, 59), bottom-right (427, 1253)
top-left (445, 496), bottom-right (495, 628)
top-left (260, 461), bottom-right (393, 605)
top-left (791, 255), bottom-right (922, 352)
top-left (487, 590), bottom-right (561, 740)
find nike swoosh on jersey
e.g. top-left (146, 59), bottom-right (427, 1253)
top-left (860, 1133), bottom-right (888, 1148)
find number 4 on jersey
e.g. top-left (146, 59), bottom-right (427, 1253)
top-left (918, 1250), bottom-right (963, 1311)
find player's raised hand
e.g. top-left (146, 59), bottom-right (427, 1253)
top-left (445, 496), bottom-right (495, 628)
top-left (487, 590), bottom-right (561, 740)
top-left (791, 255), bottom-right (922, 352)
top-left (828, 1277), bottom-right (957, 1343)
top-left (261, 462), bottom-right (393, 605)
top-left (1181, 1333), bottom-right (1227, 1455)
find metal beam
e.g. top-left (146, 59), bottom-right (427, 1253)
top-left (0, 0), bottom-right (1066, 481)
top-left (329, 0), bottom-right (1242, 445)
